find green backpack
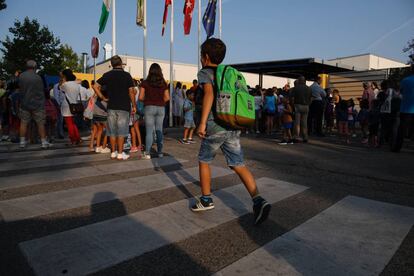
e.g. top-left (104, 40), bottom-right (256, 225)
top-left (213, 65), bottom-right (255, 130)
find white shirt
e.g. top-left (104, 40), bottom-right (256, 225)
top-left (80, 87), bottom-right (94, 101)
top-left (60, 81), bottom-right (81, 117)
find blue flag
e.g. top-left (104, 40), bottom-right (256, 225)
top-left (203, 0), bottom-right (217, 38)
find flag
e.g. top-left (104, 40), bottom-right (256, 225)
top-left (203, 0), bottom-right (217, 38)
top-left (98, 0), bottom-right (112, 34)
top-left (183, 0), bottom-right (195, 35)
top-left (161, 0), bottom-right (172, 36)
top-left (136, 0), bottom-right (144, 27)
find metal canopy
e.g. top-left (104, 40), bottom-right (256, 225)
top-left (230, 58), bottom-right (352, 80)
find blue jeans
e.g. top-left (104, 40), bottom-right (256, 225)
top-left (144, 105), bottom-right (165, 154)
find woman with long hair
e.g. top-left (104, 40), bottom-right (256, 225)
top-left (60, 69), bottom-right (82, 145)
top-left (139, 63), bottom-right (170, 159)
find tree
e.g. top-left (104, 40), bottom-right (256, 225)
top-left (0, 17), bottom-right (62, 75)
top-left (0, 0), bottom-right (6, 11)
top-left (403, 39), bottom-right (414, 64)
top-left (59, 44), bottom-right (83, 72)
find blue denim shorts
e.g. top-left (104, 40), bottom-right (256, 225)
top-left (198, 130), bottom-right (244, 167)
top-left (107, 109), bottom-right (130, 137)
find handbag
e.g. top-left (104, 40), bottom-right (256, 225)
top-left (64, 87), bottom-right (84, 115)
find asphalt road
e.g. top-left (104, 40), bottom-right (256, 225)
top-left (0, 129), bottom-right (413, 275)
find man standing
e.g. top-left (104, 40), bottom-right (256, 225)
top-left (50, 80), bottom-right (65, 139)
top-left (18, 60), bottom-right (50, 149)
top-left (290, 76), bottom-right (312, 143)
top-left (93, 55), bottom-right (136, 160)
top-left (309, 76), bottom-right (326, 136)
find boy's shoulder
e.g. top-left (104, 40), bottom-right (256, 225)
top-left (197, 67), bottom-right (217, 85)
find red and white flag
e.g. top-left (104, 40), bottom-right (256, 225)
top-left (161, 0), bottom-right (172, 36)
top-left (183, 0), bottom-right (195, 35)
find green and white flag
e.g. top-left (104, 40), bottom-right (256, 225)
top-left (98, 0), bottom-right (112, 34)
top-left (136, 0), bottom-right (144, 27)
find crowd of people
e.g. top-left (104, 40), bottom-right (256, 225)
top-left (244, 72), bottom-right (413, 148)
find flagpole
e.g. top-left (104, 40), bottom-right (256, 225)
top-left (112, 0), bottom-right (116, 56)
top-left (169, 0), bottom-right (174, 127)
top-left (198, 0), bottom-right (201, 71)
top-left (143, 0), bottom-right (147, 79)
top-left (219, 0), bottom-right (222, 39)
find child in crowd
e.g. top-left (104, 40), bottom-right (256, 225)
top-left (347, 98), bottom-right (357, 137)
top-left (357, 99), bottom-right (369, 144)
top-left (368, 99), bottom-right (381, 147)
top-left (192, 38), bottom-right (270, 226)
top-left (263, 88), bottom-right (276, 135)
top-left (130, 81), bottom-right (143, 153)
top-left (90, 88), bottom-right (110, 153)
top-left (278, 97), bottom-right (294, 145)
top-left (180, 90), bottom-right (196, 144)
top-left (44, 89), bottom-right (58, 143)
top-left (253, 89), bottom-right (262, 134)
top-left (324, 95), bottom-right (335, 135)
top-left (336, 99), bottom-right (350, 144)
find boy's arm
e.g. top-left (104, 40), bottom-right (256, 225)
top-left (197, 83), bottom-right (214, 138)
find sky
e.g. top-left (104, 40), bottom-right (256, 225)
top-left (0, 0), bottom-right (413, 66)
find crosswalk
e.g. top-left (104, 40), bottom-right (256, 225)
top-left (1, 145), bottom-right (413, 275)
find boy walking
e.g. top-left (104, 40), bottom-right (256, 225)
top-left (180, 90), bottom-right (196, 144)
top-left (191, 38), bottom-right (271, 225)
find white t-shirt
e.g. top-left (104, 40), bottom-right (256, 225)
top-left (80, 87), bottom-right (94, 101)
top-left (60, 81), bottom-right (81, 117)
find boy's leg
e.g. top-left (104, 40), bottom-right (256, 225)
top-left (231, 165), bottom-right (258, 197)
top-left (183, 128), bottom-right (189, 140)
top-left (199, 161), bottom-right (212, 196)
top-left (188, 128), bottom-right (195, 139)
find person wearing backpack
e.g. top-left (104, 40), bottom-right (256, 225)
top-left (263, 88), bottom-right (276, 135)
top-left (191, 38), bottom-right (271, 226)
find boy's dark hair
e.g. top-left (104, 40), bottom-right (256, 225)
top-left (201, 38), bottom-right (226, 65)
top-left (61, 69), bottom-right (76, 81)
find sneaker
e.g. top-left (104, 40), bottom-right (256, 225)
top-left (117, 152), bottom-right (130, 160)
top-left (1, 135), bottom-right (9, 141)
top-left (110, 151), bottom-right (118, 159)
top-left (187, 139), bottom-right (196, 144)
top-left (158, 153), bottom-right (164, 158)
top-left (253, 197), bottom-right (271, 225)
top-left (19, 142), bottom-right (26, 149)
top-left (288, 139), bottom-right (294, 144)
top-left (41, 141), bottom-right (52, 149)
top-left (142, 153), bottom-right (151, 160)
top-left (130, 146), bottom-right (139, 153)
top-left (278, 139), bottom-right (288, 145)
top-left (100, 147), bottom-right (111, 154)
top-left (179, 139), bottom-right (190, 144)
top-left (191, 197), bottom-right (215, 212)
top-left (256, 131), bottom-right (260, 134)
top-left (95, 146), bottom-right (103, 153)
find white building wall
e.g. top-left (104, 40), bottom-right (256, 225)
top-left (329, 54), bottom-right (407, 71)
top-left (368, 55), bottom-right (408, 69)
top-left (329, 55), bottom-right (371, 70)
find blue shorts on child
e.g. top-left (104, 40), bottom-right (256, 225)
top-left (198, 130), bottom-right (244, 167)
top-left (283, 122), bottom-right (293, 129)
top-left (184, 119), bottom-right (195, 129)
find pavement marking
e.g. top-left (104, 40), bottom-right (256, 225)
top-left (0, 166), bottom-right (233, 222)
top-left (19, 177), bottom-right (307, 276)
top-left (0, 153), bottom-right (116, 172)
top-left (0, 146), bottom-right (91, 161)
top-left (0, 156), bottom-right (187, 190)
top-left (214, 196), bottom-right (414, 276)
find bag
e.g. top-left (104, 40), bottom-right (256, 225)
top-left (64, 88), bottom-right (84, 115)
top-left (45, 99), bottom-right (58, 121)
top-left (83, 96), bottom-right (95, 120)
top-left (213, 65), bottom-right (255, 129)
